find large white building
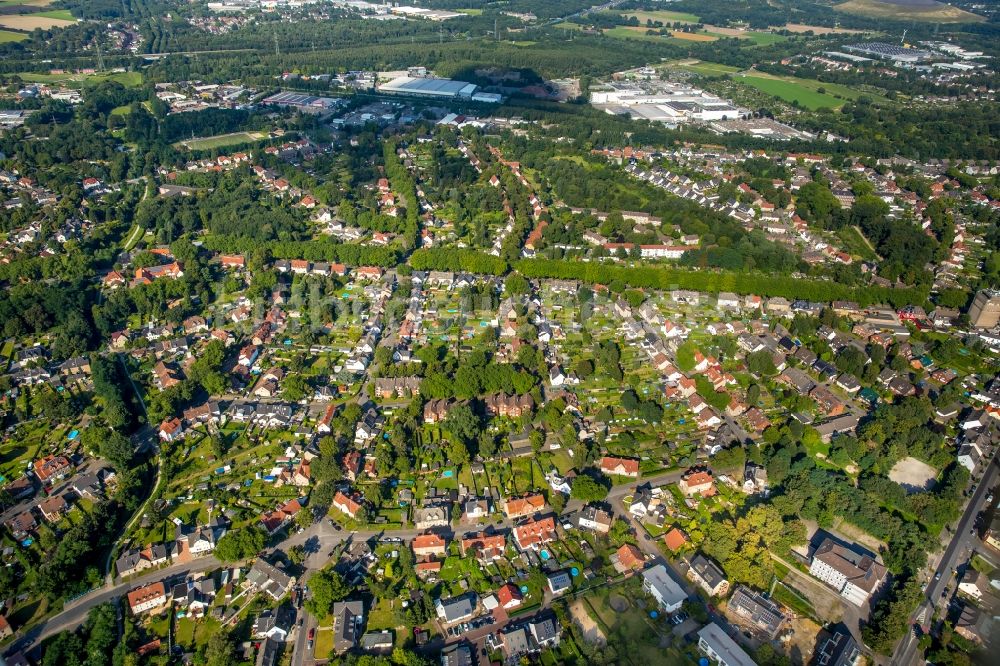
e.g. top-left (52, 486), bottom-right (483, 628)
top-left (809, 538), bottom-right (887, 606)
top-left (377, 76), bottom-right (502, 103)
top-left (590, 82), bottom-right (744, 125)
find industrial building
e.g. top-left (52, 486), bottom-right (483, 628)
top-left (968, 289), bottom-right (1000, 329)
top-left (377, 76), bottom-right (502, 103)
top-left (843, 42), bottom-right (931, 64)
top-left (262, 91), bottom-right (344, 112)
top-left (590, 82), bottom-right (744, 126)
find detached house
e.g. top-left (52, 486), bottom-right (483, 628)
top-left (600, 456), bottom-right (640, 478)
top-left (333, 491), bottom-right (363, 519)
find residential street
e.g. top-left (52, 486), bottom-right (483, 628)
top-left (4, 467), bottom-right (685, 663)
top-left (889, 456), bottom-right (998, 666)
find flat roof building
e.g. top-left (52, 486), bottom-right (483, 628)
top-left (379, 76), bottom-right (478, 99)
top-left (969, 290), bottom-right (1000, 329)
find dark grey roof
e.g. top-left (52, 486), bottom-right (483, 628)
top-left (436, 594), bottom-right (475, 623)
top-left (689, 553), bottom-right (727, 591)
top-left (547, 570), bottom-right (572, 592)
top-left (814, 629), bottom-right (860, 666)
top-left (528, 614), bottom-right (560, 644)
top-left (440, 643), bottom-right (474, 666)
top-left (728, 585), bottom-right (786, 638)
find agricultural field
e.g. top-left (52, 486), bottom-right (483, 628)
top-left (604, 26), bottom-right (677, 42)
top-left (742, 32), bottom-right (787, 46)
top-left (0, 29), bottom-right (25, 42)
top-left (666, 31), bottom-right (718, 43)
top-left (176, 131), bottom-right (268, 151)
top-left (620, 10), bottom-right (701, 24)
top-left (835, 0), bottom-right (986, 22)
top-left (0, 14), bottom-right (75, 30)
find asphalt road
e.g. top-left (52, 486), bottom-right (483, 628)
top-left (6, 556), bottom-right (219, 657)
top-left (889, 457), bottom-right (998, 666)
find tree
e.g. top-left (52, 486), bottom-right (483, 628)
top-left (747, 351), bottom-right (778, 377)
top-left (288, 545), bottom-right (306, 566)
top-left (570, 474), bottom-right (609, 502)
top-left (443, 403), bottom-right (479, 446)
top-left (203, 629), bottom-right (237, 666)
top-left (305, 567), bottom-right (351, 616)
top-left (99, 431), bottom-right (134, 470)
top-left (214, 527), bottom-right (266, 562)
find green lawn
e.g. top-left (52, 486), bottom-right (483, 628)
top-left (34, 9), bottom-right (74, 20)
top-left (744, 31), bottom-right (787, 46)
top-left (17, 70), bottom-right (143, 88)
top-left (604, 26), bottom-right (672, 42)
top-left (772, 581), bottom-right (818, 620)
top-left (621, 10), bottom-right (700, 23)
top-left (0, 30), bottom-right (26, 42)
top-left (313, 627), bottom-right (334, 657)
top-left (736, 74), bottom-right (852, 110)
top-left (672, 60), bottom-right (741, 76)
top-left (837, 226), bottom-right (878, 261)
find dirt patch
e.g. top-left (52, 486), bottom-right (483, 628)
top-left (609, 594), bottom-right (630, 612)
top-left (831, 518), bottom-right (888, 555)
top-left (702, 25), bottom-right (747, 36)
top-left (0, 15), bottom-right (74, 29)
top-left (669, 31), bottom-right (718, 42)
top-left (569, 599), bottom-right (606, 645)
top-left (889, 456), bottom-right (938, 493)
top-left (786, 616), bottom-right (822, 663)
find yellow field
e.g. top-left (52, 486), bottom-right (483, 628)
top-left (835, 0), bottom-right (985, 23)
top-left (669, 31), bottom-right (717, 42)
top-left (0, 15), bottom-right (75, 30)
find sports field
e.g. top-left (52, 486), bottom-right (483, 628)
top-left (17, 70), bottom-right (143, 88)
top-left (0, 29), bottom-right (26, 42)
top-left (176, 131), bottom-right (267, 151)
top-left (835, 0), bottom-right (985, 22)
